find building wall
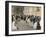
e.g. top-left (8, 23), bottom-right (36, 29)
top-left (23, 6), bottom-right (41, 16)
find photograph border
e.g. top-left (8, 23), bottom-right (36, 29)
top-left (5, 1), bottom-right (45, 36)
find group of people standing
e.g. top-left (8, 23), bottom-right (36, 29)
top-left (12, 15), bottom-right (41, 31)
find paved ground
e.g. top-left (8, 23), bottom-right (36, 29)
top-left (15, 20), bottom-right (34, 31)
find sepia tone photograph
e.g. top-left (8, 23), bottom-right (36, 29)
top-left (5, 1), bottom-right (45, 36)
top-left (11, 6), bottom-right (41, 31)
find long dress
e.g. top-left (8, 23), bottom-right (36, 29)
top-left (12, 21), bottom-right (17, 31)
top-left (33, 22), bottom-right (37, 30)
